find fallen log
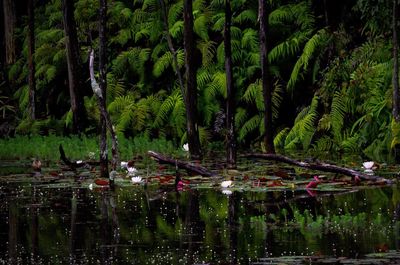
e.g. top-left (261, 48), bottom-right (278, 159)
top-left (148, 150), bottom-right (217, 177)
top-left (244, 153), bottom-right (393, 184)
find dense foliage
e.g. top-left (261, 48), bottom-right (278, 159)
top-left (0, 0), bottom-right (399, 161)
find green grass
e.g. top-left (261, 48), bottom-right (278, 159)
top-left (0, 134), bottom-right (181, 161)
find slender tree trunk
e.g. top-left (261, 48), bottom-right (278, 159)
top-left (259, 0), bottom-right (275, 154)
top-left (99, 0), bottom-right (109, 179)
top-left (183, 0), bottom-right (201, 160)
top-left (89, 49), bottom-right (119, 177)
top-left (3, 0), bottom-right (16, 65)
top-left (61, 0), bottom-right (87, 133)
top-left (225, 0), bottom-right (236, 168)
top-left (158, 0), bottom-right (185, 98)
top-left (28, 0), bottom-right (36, 120)
top-left (323, 0), bottom-right (329, 27)
top-left (393, 0), bottom-right (400, 122)
top-left (0, 0), bottom-right (4, 69)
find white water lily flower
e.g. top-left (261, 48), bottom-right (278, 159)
top-left (221, 189), bottom-right (233, 195)
top-left (362, 161), bottom-right (375, 170)
top-left (131, 176), bottom-right (142, 183)
top-left (127, 166), bottom-right (138, 176)
top-left (120, 161), bottom-right (128, 169)
top-left (220, 180), bottom-right (233, 188)
top-left (182, 143), bottom-right (189, 152)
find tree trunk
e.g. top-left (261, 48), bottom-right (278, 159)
top-left (323, 0), bottom-right (329, 27)
top-left (393, 0), bottom-right (400, 122)
top-left (259, 0), bottom-right (275, 154)
top-left (61, 0), bottom-right (87, 134)
top-left (28, 0), bottom-right (36, 120)
top-left (3, 0), bottom-right (16, 65)
top-left (158, 0), bottom-right (185, 99)
top-left (99, 0), bottom-right (109, 179)
top-left (89, 49), bottom-right (119, 176)
top-left (183, 0), bottom-right (202, 160)
top-left (225, 0), bottom-right (236, 168)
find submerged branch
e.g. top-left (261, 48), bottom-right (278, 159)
top-left (244, 153), bottom-right (393, 184)
top-left (59, 144), bottom-right (99, 169)
top-left (147, 150), bottom-right (217, 177)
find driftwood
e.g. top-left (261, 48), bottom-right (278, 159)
top-left (148, 150), bottom-right (216, 177)
top-left (244, 153), bottom-right (393, 184)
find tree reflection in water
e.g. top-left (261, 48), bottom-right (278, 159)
top-left (0, 184), bottom-right (399, 264)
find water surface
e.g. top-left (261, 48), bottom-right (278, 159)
top-left (0, 158), bottom-right (399, 264)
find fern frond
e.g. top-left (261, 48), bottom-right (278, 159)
top-left (169, 20), bottom-right (183, 39)
top-left (241, 29), bottom-right (259, 50)
top-left (205, 71), bottom-right (226, 101)
top-left (235, 107), bottom-right (248, 130)
top-left (311, 136), bottom-right (334, 153)
top-left (272, 81), bottom-right (283, 121)
top-left (317, 114), bottom-right (331, 132)
top-left (108, 95), bottom-right (136, 113)
top-left (287, 29), bottom-right (330, 91)
top-left (285, 95), bottom-right (319, 150)
top-left (197, 40), bottom-right (217, 66)
top-left (197, 67), bottom-right (214, 89)
top-left (330, 90), bottom-right (346, 139)
top-left (194, 14), bottom-right (210, 40)
top-left (153, 90), bottom-right (183, 128)
top-left (168, 1), bottom-right (183, 27)
top-left (242, 80), bottom-right (264, 111)
top-left (273, 127), bottom-right (289, 149)
top-left (341, 133), bottom-right (361, 153)
top-left (153, 51), bottom-right (172, 77)
top-left (239, 115), bottom-right (262, 141)
top-left (234, 9), bottom-right (257, 24)
top-left (268, 32), bottom-right (308, 63)
top-left (107, 73), bottom-right (126, 103)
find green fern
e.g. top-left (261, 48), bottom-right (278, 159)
top-left (239, 115), bottom-right (262, 142)
top-left (197, 40), bottom-right (217, 66)
top-left (287, 29), bottom-right (330, 91)
top-left (284, 95), bottom-right (319, 150)
top-left (273, 127), bottom-right (289, 150)
top-left (330, 90), bottom-right (346, 140)
top-left (153, 90), bottom-right (186, 138)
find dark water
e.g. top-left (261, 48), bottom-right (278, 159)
top-left (0, 160), bottom-right (400, 264)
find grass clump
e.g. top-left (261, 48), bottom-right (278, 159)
top-left (0, 135), bottom-right (180, 161)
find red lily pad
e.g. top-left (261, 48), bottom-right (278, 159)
top-left (95, 179), bottom-right (109, 186)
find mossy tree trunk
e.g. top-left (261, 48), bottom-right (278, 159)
top-left (99, 0), bottom-right (109, 179)
top-left (225, 0), bottom-right (236, 168)
top-left (259, 0), bottom-right (275, 154)
top-left (183, 0), bottom-right (201, 160)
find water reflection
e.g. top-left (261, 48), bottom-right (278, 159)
top-left (0, 183), bottom-right (400, 264)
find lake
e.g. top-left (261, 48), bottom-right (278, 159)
top-left (0, 157), bottom-right (399, 264)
